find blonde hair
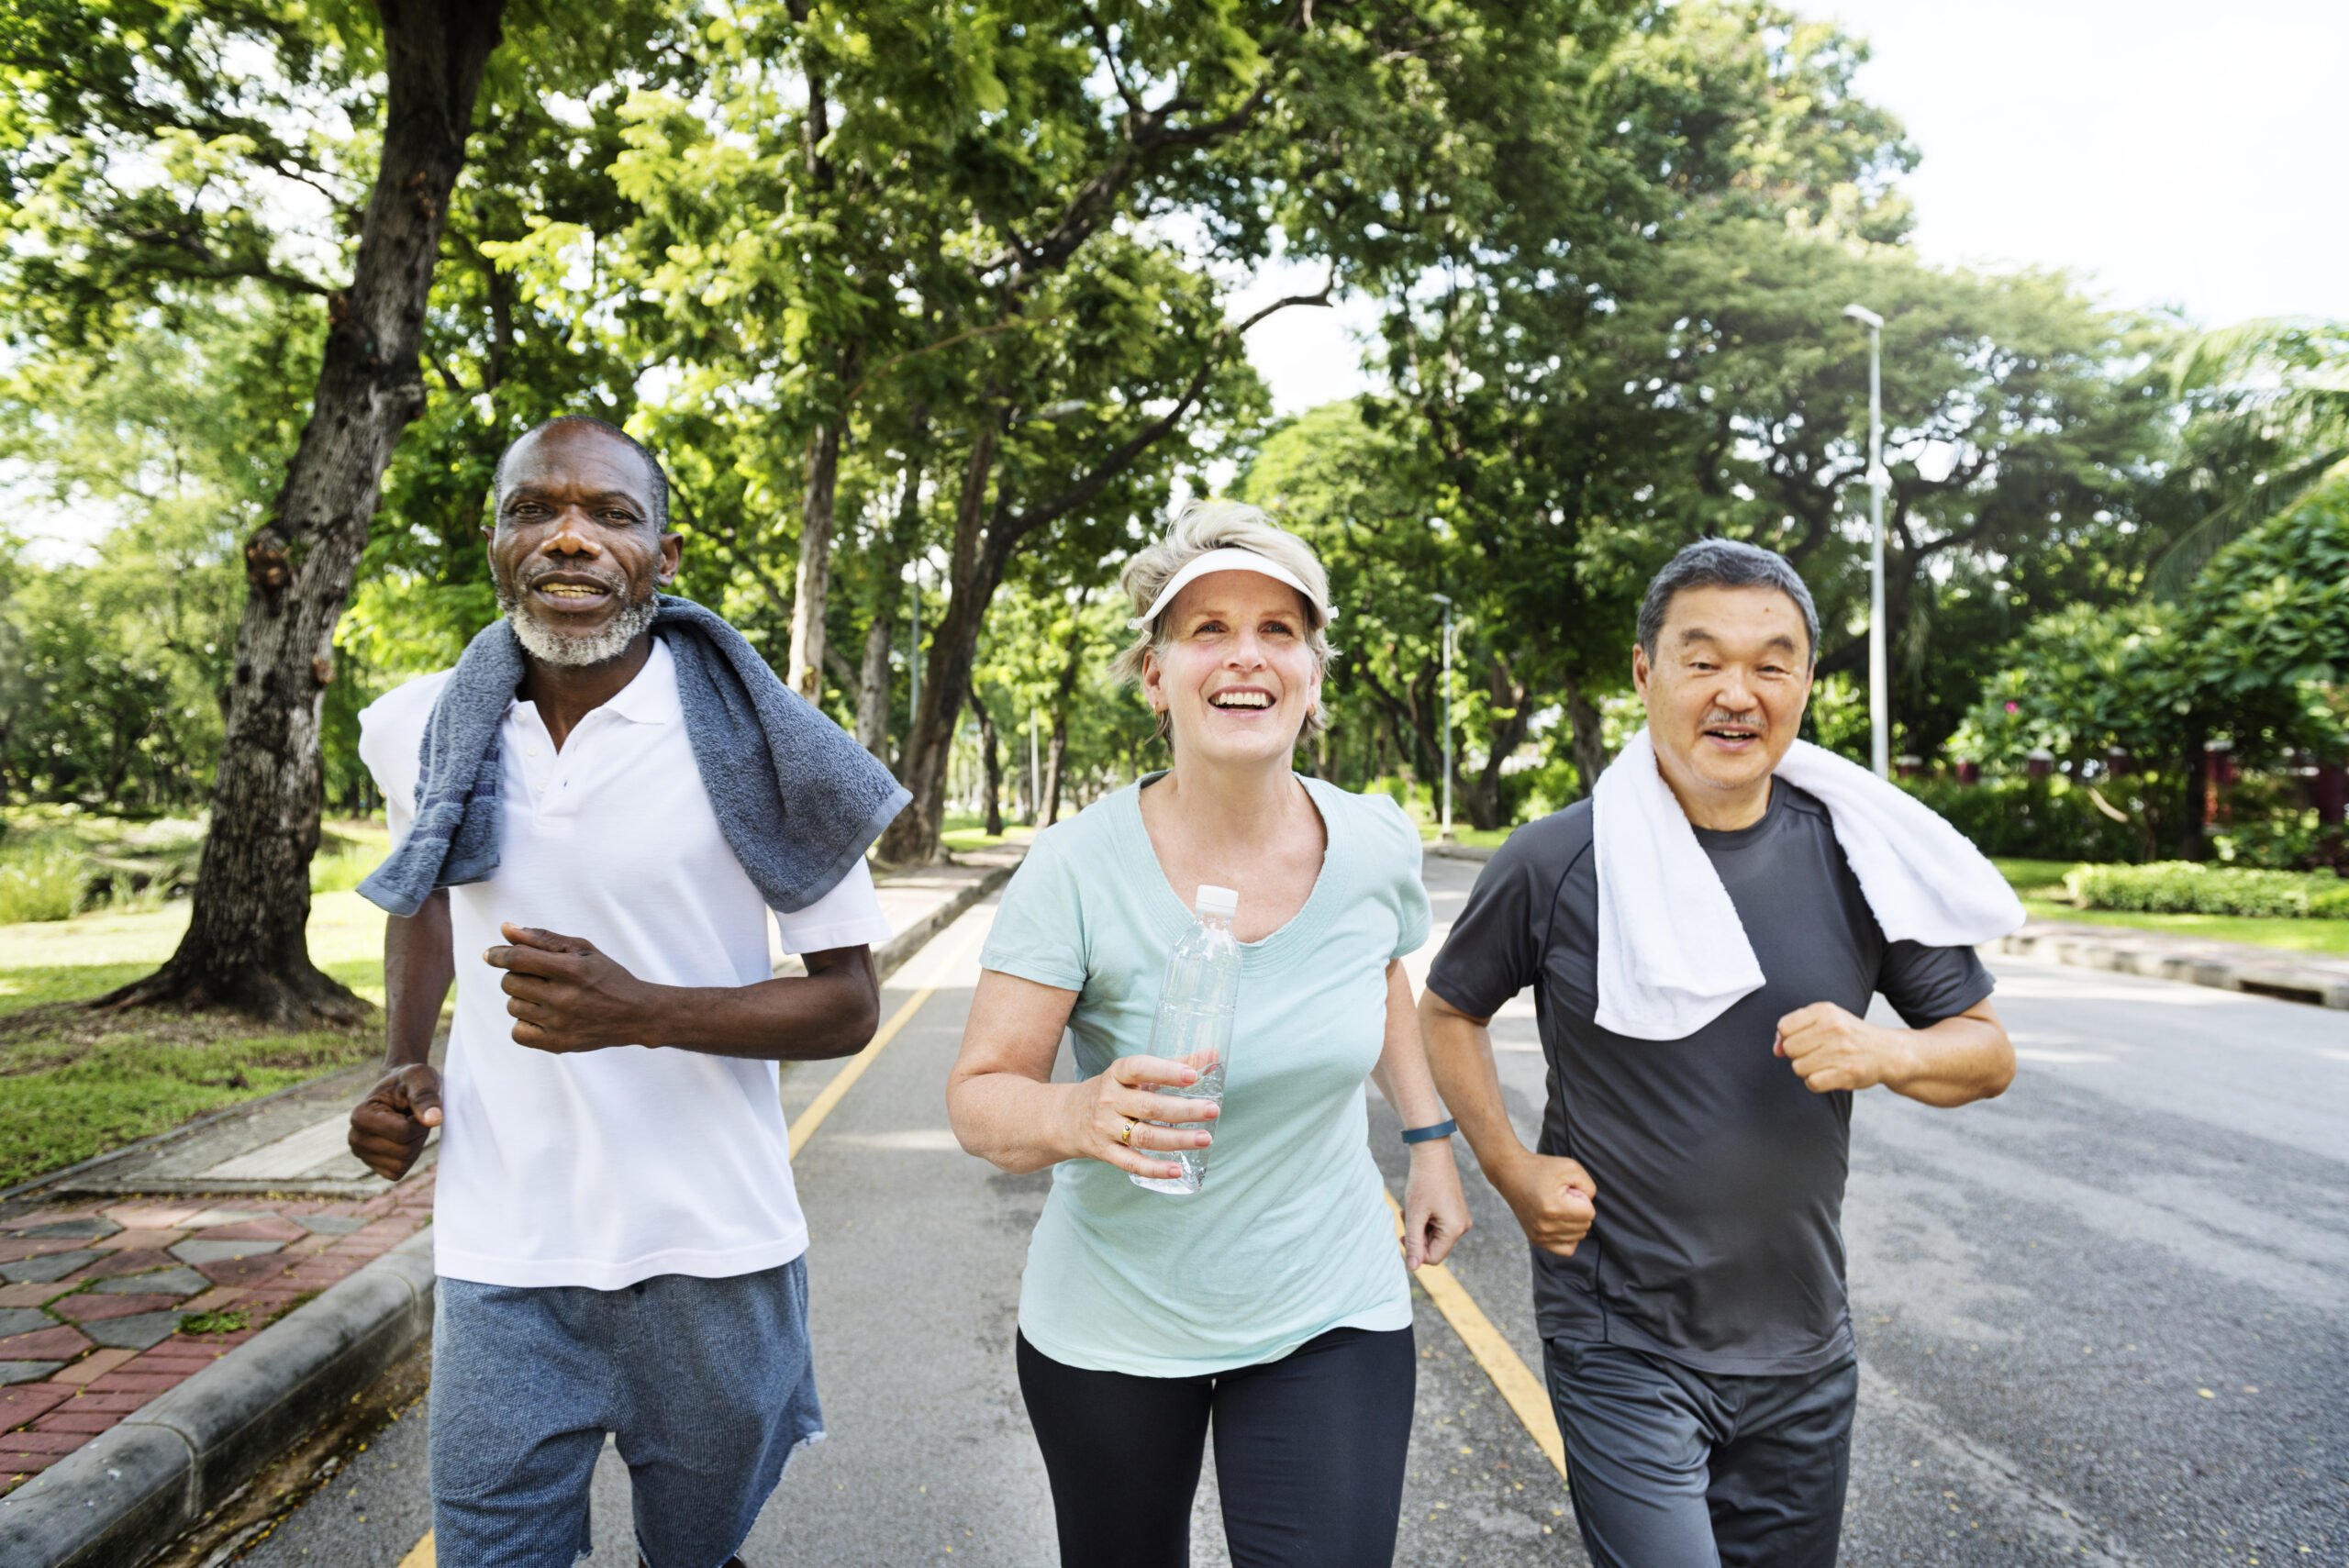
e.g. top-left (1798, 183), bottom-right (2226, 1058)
top-left (1115, 499), bottom-right (1335, 737)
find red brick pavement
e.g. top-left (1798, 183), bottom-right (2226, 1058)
top-left (0, 1178), bottom-right (432, 1494)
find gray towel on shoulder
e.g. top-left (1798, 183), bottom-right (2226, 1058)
top-left (358, 595), bottom-right (909, 918)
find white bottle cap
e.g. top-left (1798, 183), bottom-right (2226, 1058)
top-left (1195, 884), bottom-right (1239, 917)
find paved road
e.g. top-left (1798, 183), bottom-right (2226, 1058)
top-left (229, 854), bottom-right (2345, 1566)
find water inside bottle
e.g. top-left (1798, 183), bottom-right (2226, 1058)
top-left (1130, 1059), bottom-right (1225, 1195)
top-left (1130, 988), bottom-right (1230, 1195)
top-left (1130, 885), bottom-right (1240, 1196)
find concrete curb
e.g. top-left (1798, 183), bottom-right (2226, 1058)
top-left (1997, 925), bottom-right (2349, 1010)
top-left (1422, 840), bottom-right (2345, 1010)
top-left (0, 1229), bottom-right (436, 1568)
top-left (865, 858), bottom-right (1020, 984)
top-left (0, 855), bottom-right (1022, 1568)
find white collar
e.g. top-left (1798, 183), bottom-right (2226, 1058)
top-left (508, 634), bottom-right (679, 728)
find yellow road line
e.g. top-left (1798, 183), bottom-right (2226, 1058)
top-left (401, 916), bottom-right (985, 1568)
top-left (789, 923), bottom-right (975, 1156)
top-left (1386, 1191), bottom-right (1568, 1479)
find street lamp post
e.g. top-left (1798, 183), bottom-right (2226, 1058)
top-left (907, 571), bottom-right (921, 723)
top-left (1028, 706), bottom-right (1041, 825)
top-left (1843, 302), bottom-right (1890, 779)
top-left (1431, 591), bottom-right (1454, 840)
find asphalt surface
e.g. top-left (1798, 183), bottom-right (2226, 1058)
top-left (227, 853), bottom-right (2345, 1567)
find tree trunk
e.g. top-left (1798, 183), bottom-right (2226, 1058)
top-left (1041, 618), bottom-right (1085, 826)
top-left (1457, 661), bottom-right (1534, 832)
top-left (1563, 673), bottom-right (1609, 798)
top-left (855, 421), bottom-right (926, 763)
top-left (785, 416), bottom-right (845, 700)
top-left (970, 691), bottom-right (1005, 837)
top-left (2176, 724), bottom-right (2210, 861)
top-left (781, 1), bottom-right (846, 701)
top-left (856, 604), bottom-right (895, 764)
top-left (98, 0), bottom-right (507, 1024)
top-left (877, 417), bottom-right (1001, 865)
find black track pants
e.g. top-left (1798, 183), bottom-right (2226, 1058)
top-left (1016, 1324), bottom-right (1415, 1568)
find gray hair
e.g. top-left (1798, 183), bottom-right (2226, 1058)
top-left (1636, 539), bottom-right (1820, 664)
top-left (1114, 499), bottom-right (1335, 736)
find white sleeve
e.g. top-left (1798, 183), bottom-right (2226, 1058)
top-left (354, 669), bottom-right (451, 850)
top-left (357, 706), bottom-right (418, 847)
top-left (771, 858), bottom-right (894, 955)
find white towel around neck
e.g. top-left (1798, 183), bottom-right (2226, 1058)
top-left (1590, 728), bottom-right (2024, 1040)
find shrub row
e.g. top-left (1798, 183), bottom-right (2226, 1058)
top-left (1901, 776), bottom-right (2149, 863)
top-left (2065, 862), bottom-right (2349, 919)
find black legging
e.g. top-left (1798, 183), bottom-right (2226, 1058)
top-left (1016, 1324), bottom-right (1416, 1568)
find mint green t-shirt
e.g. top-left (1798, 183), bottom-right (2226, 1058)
top-left (981, 773), bottom-right (1432, 1376)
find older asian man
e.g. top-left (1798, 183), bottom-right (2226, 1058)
top-left (1419, 539), bottom-right (2014, 1568)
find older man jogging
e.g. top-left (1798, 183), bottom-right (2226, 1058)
top-left (345, 416), bottom-right (907, 1568)
top-left (1419, 539), bottom-right (2019, 1568)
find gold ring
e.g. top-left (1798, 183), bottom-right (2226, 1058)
top-left (1117, 1117), bottom-right (1138, 1147)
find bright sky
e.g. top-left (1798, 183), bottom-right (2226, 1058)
top-left (1241, 0), bottom-right (2349, 415)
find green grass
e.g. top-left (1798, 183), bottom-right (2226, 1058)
top-left (938, 813), bottom-right (1037, 854)
top-left (1993, 858), bottom-right (2349, 957)
top-left (0, 839), bottom-right (85, 924)
top-left (0, 891), bottom-right (387, 1018)
top-left (0, 1028), bottom-right (376, 1188)
top-left (0, 887), bottom-right (388, 1188)
top-left (310, 818), bottom-right (390, 894)
top-left (2012, 896), bottom-right (2349, 956)
top-left (0, 810), bottom-right (207, 921)
top-left (1990, 858), bottom-right (2079, 895)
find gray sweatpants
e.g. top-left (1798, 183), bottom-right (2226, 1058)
top-left (1542, 1339), bottom-right (1858, 1568)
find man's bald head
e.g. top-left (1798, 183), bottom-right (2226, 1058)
top-left (493, 417), bottom-right (670, 532)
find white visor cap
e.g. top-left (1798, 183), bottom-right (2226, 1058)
top-left (1130, 546), bottom-right (1336, 631)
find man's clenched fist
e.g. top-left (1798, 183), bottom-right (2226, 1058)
top-left (348, 1063), bottom-right (443, 1182)
top-left (1775, 1001), bottom-right (1908, 1095)
top-left (1497, 1151), bottom-right (1599, 1258)
top-left (484, 923), bottom-right (653, 1054)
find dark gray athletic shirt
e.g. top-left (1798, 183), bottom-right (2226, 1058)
top-left (1427, 782), bottom-right (1995, 1376)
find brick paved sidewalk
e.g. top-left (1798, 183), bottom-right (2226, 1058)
top-left (0, 1177), bottom-right (434, 1494)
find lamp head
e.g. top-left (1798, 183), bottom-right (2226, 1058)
top-left (1842, 303), bottom-right (1884, 329)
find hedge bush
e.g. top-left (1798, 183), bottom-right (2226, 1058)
top-left (2065, 862), bottom-right (2349, 919)
top-left (1900, 776), bottom-right (2149, 863)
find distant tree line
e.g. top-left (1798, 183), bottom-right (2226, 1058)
top-left (1, 1), bottom-right (2339, 1017)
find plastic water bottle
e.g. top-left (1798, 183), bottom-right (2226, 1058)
top-left (1130, 884), bottom-right (1240, 1195)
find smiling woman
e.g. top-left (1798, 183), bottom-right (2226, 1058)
top-left (945, 499), bottom-right (1473, 1568)
top-left (1112, 504), bottom-right (1337, 749)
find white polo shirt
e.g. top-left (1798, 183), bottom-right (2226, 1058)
top-left (357, 638), bottom-right (893, 1289)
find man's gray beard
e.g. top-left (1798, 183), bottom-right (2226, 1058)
top-left (496, 584), bottom-right (661, 668)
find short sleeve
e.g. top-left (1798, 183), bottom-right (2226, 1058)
top-left (1425, 826), bottom-right (1555, 1019)
top-left (980, 828), bottom-right (1088, 993)
top-left (1877, 938), bottom-right (1996, 1029)
top-left (772, 858), bottom-right (893, 954)
top-left (356, 673), bottom-right (446, 849)
top-left (1377, 797), bottom-right (1432, 960)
